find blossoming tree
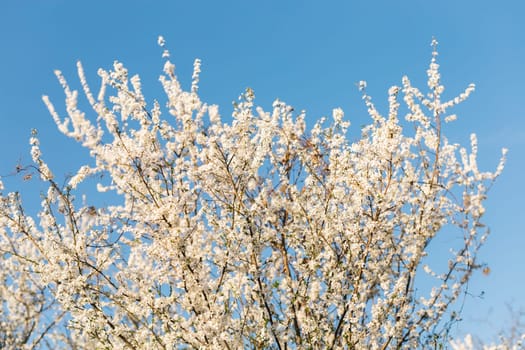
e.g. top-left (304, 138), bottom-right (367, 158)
top-left (0, 38), bottom-right (507, 349)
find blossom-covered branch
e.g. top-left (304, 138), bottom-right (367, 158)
top-left (0, 38), bottom-right (506, 349)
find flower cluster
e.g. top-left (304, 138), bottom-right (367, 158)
top-left (0, 38), bottom-right (506, 349)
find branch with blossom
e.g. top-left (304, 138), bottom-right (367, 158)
top-left (0, 38), bottom-right (507, 349)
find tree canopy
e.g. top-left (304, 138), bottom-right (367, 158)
top-left (0, 38), bottom-right (508, 349)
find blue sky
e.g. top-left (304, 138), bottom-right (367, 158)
top-left (0, 0), bottom-right (523, 343)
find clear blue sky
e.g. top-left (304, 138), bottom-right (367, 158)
top-left (1, 0), bottom-right (523, 343)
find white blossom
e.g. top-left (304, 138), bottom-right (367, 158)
top-left (0, 39), bottom-right (507, 349)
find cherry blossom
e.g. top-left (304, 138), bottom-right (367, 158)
top-left (0, 38), bottom-right (507, 349)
